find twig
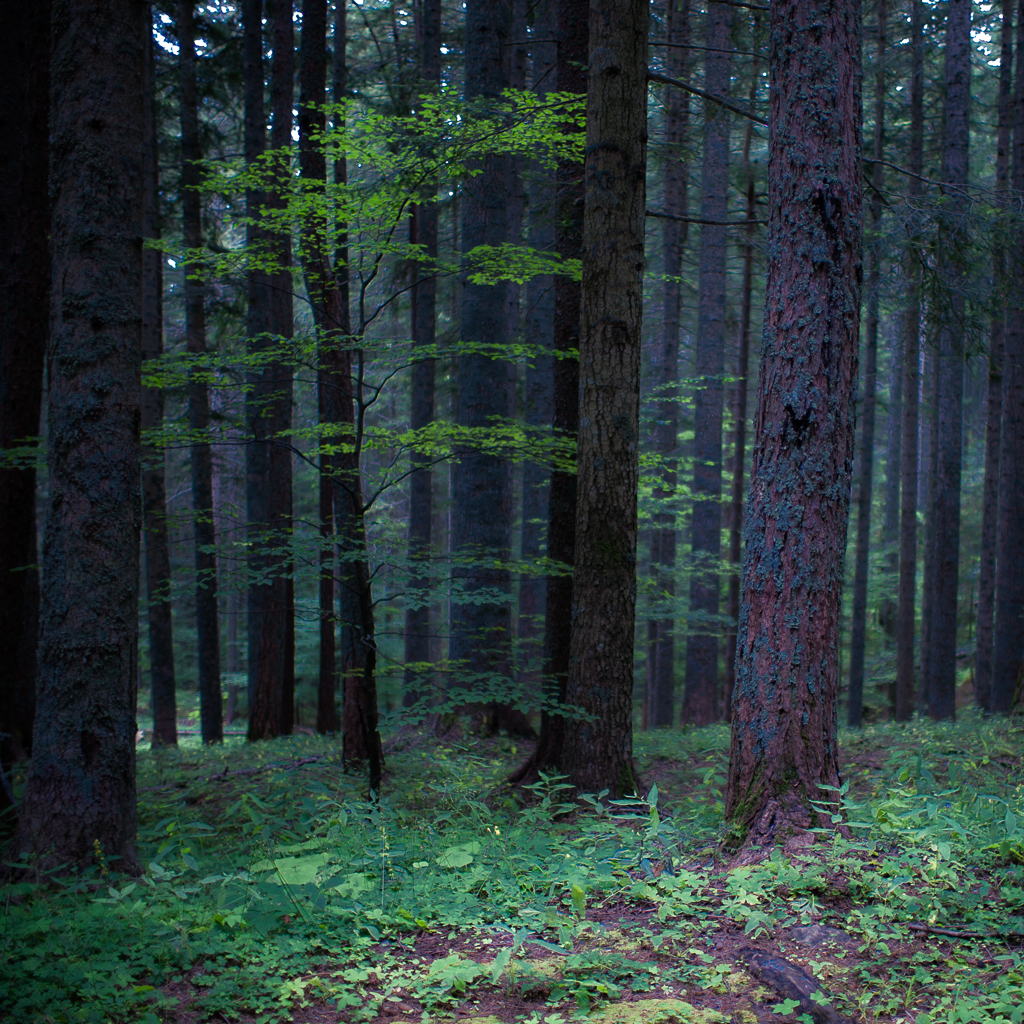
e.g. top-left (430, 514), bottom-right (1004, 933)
top-left (208, 754), bottom-right (327, 782)
top-left (907, 923), bottom-right (1024, 940)
top-left (648, 71), bottom-right (767, 126)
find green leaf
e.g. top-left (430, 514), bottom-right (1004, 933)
top-left (571, 883), bottom-right (586, 919)
top-left (490, 947), bottom-right (511, 984)
top-left (772, 999), bottom-right (802, 1015)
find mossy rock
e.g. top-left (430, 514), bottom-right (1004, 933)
top-left (586, 998), bottom-right (728, 1024)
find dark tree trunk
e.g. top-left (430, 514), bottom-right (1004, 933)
top-left (510, 0), bottom-right (588, 783)
top-left (976, 0), bottom-right (1012, 713)
top-left (404, 0), bottom-right (441, 709)
top-left (847, 0), bottom-right (885, 728)
top-left (270, 0), bottom-right (295, 735)
top-left (682, 0), bottom-right (732, 726)
top-left (451, 0), bottom-right (521, 733)
top-left (518, 0), bottom-right (557, 696)
top-left (562, 0), bottom-right (648, 799)
top-left (648, 0), bottom-right (689, 730)
top-left (992, 0), bottom-right (1024, 714)
top-left (142, 22), bottom-right (177, 748)
top-left (0, 0), bottom-right (48, 780)
top-left (723, 99), bottom-right (759, 719)
top-left (299, 0), bottom-right (338, 733)
top-left (928, 0), bottom-right (971, 722)
top-left (919, 348), bottom-right (939, 712)
top-left (180, 0), bottom-right (223, 745)
top-left (12, 0), bottom-right (144, 872)
top-left (883, 324), bottom-right (903, 571)
top-left (243, 0), bottom-right (272, 724)
top-left (895, 0), bottom-right (924, 722)
top-left (725, 0), bottom-right (861, 845)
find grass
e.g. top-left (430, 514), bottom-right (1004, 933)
top-left (2, 711), bottom-right (1023, 1024)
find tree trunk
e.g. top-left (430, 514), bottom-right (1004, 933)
top-left (518, 0), bottom-right (557, 697)
top-left (648, 0), bottom-right (689, 730)
top-left (180, 0), bottom-right (223, 745)
top-left (512, 0), bottom-right (588, 782)
top-left (243, 0), bottom-right (272, 725)
top-left (992, 0), bottom-right (1024, 715)
top-left (0, 0), bottom-right (48, 780)
top-left (12, 0), bottom-right (144, 873)
top-left (895, 0), bottom-right (924, 723)
top-left (928, 0), bottom-right (971, 722)
top-left (451, 0), bottom-right (518, 730)
top-left (975, 0), bottom-right (1012, 713)
top-left (847, 0), bottom-right (885, 728)
top-left (299, 0), bottom-right (338, 734)
top-left (143, 22), bottom-right (177, 748)
top-left (562, 0), bottom-right (648, 799)
top-left (919, 348), bottom-right (939, 713)
top-left (682, 0), bottom-right (732, 726)
top-left (404, 0), bottom-right (441, 709)
top-left (725, 0), bottom-right (860, 846)
top-left (724, 97), bottom-right (759, 720)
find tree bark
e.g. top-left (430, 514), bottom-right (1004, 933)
top-left (976, 0), bottom-right (1013, 713)
top-left (404, 0), bottom-right (441, 709)
top-left (0, 0), bottom-right (48, 780)
top-left (180, 0), bottom-right (223, 745)
top-left (992, 0), bottom-right (1024, 715)
top-left (12, 0), bottom-right (144, 873)
top-left (648, 0), bottom-right (689, 730)
top-left (143, 21), bottom-right (177, 748)
top-left (927, 0), bottom-right (971, 722)
top-left (725, 0), bottom-right (860, 845)
top-left (919, 348), bottom-right (939, 713)
top-left (895, 0), bottom-right (924, 722)
top-left (682, 0), bottom-right (732, 726)
top-left (562, 0), bottom-right (648, 799)
top-left (847, 0), bottom-right (885, 728)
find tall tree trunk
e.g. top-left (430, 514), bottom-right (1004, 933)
top-left (992, 0), bottom-right (1024, 714)
top-left (895, 0), bottom-right (924, 722)
top-left (919, 348), bottom-right (939, 712)
top-left (12, 0), bottom-right (144, 872)
top-left (682, 0), bottom-right (732, 726)
top-left (511, 0), bottom-right (588, 783)
top-left (979, 0), bottom-right (1014, 712)
top-left (847, 0), bottom-right (885, 728)
top-left (648, 0), bottom-right (689, 730)
top-left (883, 322), bottom-right (903, 574)
top-left (928, 0), bottom-right (971, 722)
top-left (518, 0), bottom-right (557, 696)
top-left (723, 90), bottom-right (759, 719)
top-left (0, 0), bottom-right (48, 783)
top-left (180, 0), bottom-right (223, 745)
top-left (243, 0), bottom-right (272, 727)
top-left (562, 0), bottom-right (648, 798)
top-left (404, 0), bottom-right (441, 709)
top-left (725, 0), bottom-right (861, 844)
top-left (299, 0), bottom-right (338, 733)
top-left (451, 0), bottom-right (518, 730)
top-left (270, 0), bottom-right (295, 735)
top-left (143, 21), bottom-right (177, 748)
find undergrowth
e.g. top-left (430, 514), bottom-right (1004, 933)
top-left (2, 712), bottom-right (1022, 1024)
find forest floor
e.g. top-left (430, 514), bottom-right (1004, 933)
top-left (3, 713), bottom-right (1024, 1024)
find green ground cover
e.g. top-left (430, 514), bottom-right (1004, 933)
top-left (2, 713), bottom-right (1023, 1024)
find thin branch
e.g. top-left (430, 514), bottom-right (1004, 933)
top-left (647, 71), bottom-right (767, 126)
top-left (647, 208), bottom-right (766, 227)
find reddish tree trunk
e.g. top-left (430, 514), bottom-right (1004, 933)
top-left (726, 0), bottom-right (861, 844)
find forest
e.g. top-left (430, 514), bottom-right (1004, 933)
top-left (1, 0), bottom-right (1023, 1022)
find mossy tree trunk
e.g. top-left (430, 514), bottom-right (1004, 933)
top-left (725, 0), bottom-right (861, 845)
